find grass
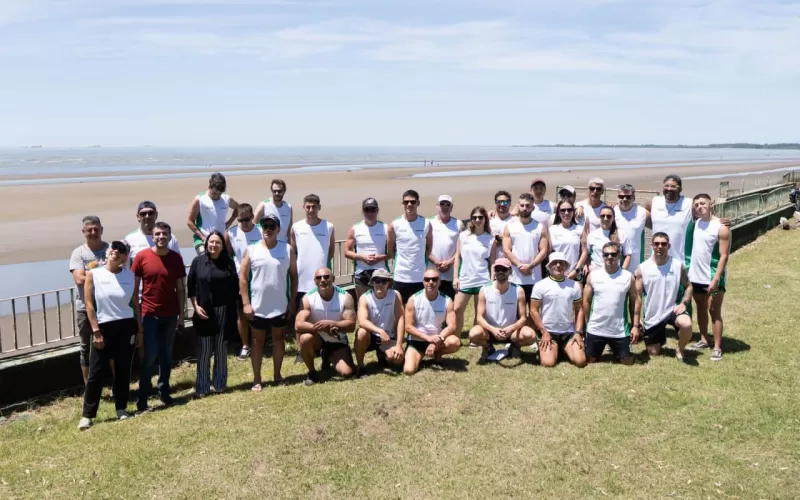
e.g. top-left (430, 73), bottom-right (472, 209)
top-left (2, 227), bottom-right (800, 499)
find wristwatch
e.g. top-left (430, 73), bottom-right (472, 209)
top-left (574, 330), bottom-right (585, 336)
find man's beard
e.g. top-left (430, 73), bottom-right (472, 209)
top-left (518, 210), bottom-right (532, 219)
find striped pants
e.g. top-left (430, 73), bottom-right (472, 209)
top-left (196, 334), bottom-right (227, 395)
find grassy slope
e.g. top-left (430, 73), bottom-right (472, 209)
top-left (2, 228), bottom-right (799, 499)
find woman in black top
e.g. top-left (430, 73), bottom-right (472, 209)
top-left (188, 230), bottom-right (238, 396)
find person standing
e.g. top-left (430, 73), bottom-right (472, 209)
top-left (289, 194), bottom-right (335, 309)
top-left (512, 179), bottom-right (553, 223)
top-left (254, 179), bottom-right (293, 242)
top-left (428, 194), bottom-right (462, 300)
top-left (489, 190), bottom-right (515, 258)
top-left (548, 185), bottom-right (578, 225)
top-left (647, 174), bottom-right (694, 262)
top-left (614, 185), bottom-right (649, 272)
top-left (387, 189), bottom-right (432, 304)
top-left (503, 193), bottom-right (549, 303)
top-left (132, 222), bottom-right (186, 411)
top-left (586, 206), bottom-right (632, 271)
top-left (240, 215), bottom-right (298, 390)
top-left (354, 269), bottom-right (405, 375)
top-left (687, 193), bottom-right (731, 362)
top-left (69, 215), bottom-right (110, 384)
top-left (344, 197), bottom-right (390, 300)
top-left (124, 201), bottom-right (180, 262)
top-left (187, 172), bottom-right (240, 255)
top-left (78, 241), bottom-right (140, 430)
top-left (549, 200), bottom-right (589, 282)
top-left (187, 231), bottom-right (238, 397)
top-left (453, 206), bottom-right (496, 337)
top-left (575, 178), bottom-right (607, 232)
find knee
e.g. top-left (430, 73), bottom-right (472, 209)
top-left (540, 355), bottom-right (557, 368)
top-left (572, 356), bottom-right (587, 368)
top-left (403, 364), bottom-right (417, 376)
top-left (518, 328), bottom-right (536, 345)
top-left (338, 364), bottom-right (354, 378)
top-left (445, 336), bottom-right (461, 349)
top-left (298, 333), bottom-right (315, 348)
top-left (647, 345), bottom-right (662, 356)
top-left (356, 328), bottom-right (369, 342)
top-left (468, 327), bottom-right (485, 343)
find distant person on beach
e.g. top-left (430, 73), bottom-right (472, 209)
top-left (254, 179), bottom-right (293, 243)
top-left (489, 190), bottom-right (515, 259)
top-left (634, 232), bottom-right (693, 362)
top-left (503, 193), bottom-right (549, 303)
top-left (453, 206), bottom-right (496, 337)
top-left (344, 197), bottom-right (390, 301)
top-left (428, 194), bottom-right (462, 300)
top-left (575, 178), bottom-right (607, 232)
top-left (289, 194), bottom-right (335, 311)
top-left (354, 269), bottom-right (405, 376)
top-left (124, 201), bottom-right (179, 262)
top-left (586, 206), bottom-right (632, 272)
top-left (187, 173), bottom-right (240, 256)
top-left (78, 241), bottom-right (139, 430)
top-left (646, 174), bottom-right (693, 262)
top-left (295, 267), bottom-right (356, 386)
top-left (240, 214), bottom-right (298, 390)
top-left (613, 185), bottom-right (649, 271)
top-left (132, 221), bottom-right (186, 412)
top-left (387, 189), bottom-right (432, 304)
top-left (403, 268), bottom-right (459, 375)
top-left (549, 200), bottom-right (588, 282)
top-left (70, 215), bottom-right (110, 385)
top-left (687, 193), bottom-right (731, 362)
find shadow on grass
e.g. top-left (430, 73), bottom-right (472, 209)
top-left (664, 329), bottom-right (752, 355)
top-left (638, 347), bottom-right (700, 367)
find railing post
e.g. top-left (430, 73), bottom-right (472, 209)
top-left (70, 288), bottom-right (76, 337)
top-left (56, 290), bottom-right (63, 340)
top-left (11, 299), bottom-right (18, 351)
top-left (41, 293), bottom-right (48, 342)
top-left (26, 296), bottom-right (33, 347)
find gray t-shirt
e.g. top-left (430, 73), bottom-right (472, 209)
top-left (69, 243), bottom-right (109, 311)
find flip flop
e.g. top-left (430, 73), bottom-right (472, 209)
top-left (251, 383), bottom-right (263, 393)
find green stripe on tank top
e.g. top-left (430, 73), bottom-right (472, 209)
top-left (710, 238), bottom-right (727, 288)
top-left (193, 191), bottom-right (206, 246)
top-left (639, 230), bottom-right (646, 265)
top-left (683, 220), bottom-right (695, 270)
top-left (623, 294), bottom-right (631, 337)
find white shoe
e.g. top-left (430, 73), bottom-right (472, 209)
top-left (116, 409), bottom-right (131, 420)
top-left (78, 417), bottom-right (92, 430)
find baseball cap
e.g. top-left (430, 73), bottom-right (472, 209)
top-left (369, 269), bottom-right (393, 284)
top-left (530, 178), bottom-right (546, 187)
top-left (493, 257), bottom-right (512, 270)
top-left (437, 194), bottom-right (453, 204)
top-left (259, 214), bottom-right (281, 228)
top-left (362, 197), bottom-right (379, 209)
top-left (559, 185), bottom-right (576, 195)
top-left (137, 201), bottom-right (157, 213)
top-left (547, 251), bottom-right (571, 269)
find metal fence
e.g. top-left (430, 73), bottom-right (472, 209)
top-left (712, 184), bottom-right (795, 225)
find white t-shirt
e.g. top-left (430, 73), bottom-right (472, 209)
top-left (586, 268), bottom-right (633, 339)
top-left (577, 200), bottom-right (607, 232)
top-left (586, 228), bottom-right (633, 271)
top-left (687, 218), bottom-right (725, 285)
top-left (490, 214), bottom-right (515, 259)
top-left (457, 231), bottom-right (493, 289)
top-left (429, 216), bottom-right (462, 282)
top-left (391, 216), bottom-right (431, 283)
top-left (411, 291), bottom-right (449, 335)
top-left (306, 286), bottom-right (349, 344)
top-left (194, 191), bottom-right (230, 247)
top-left (362, 289), bottom-right (399, 338)
top-left (292, 219), bottom-right (333, 293)
top-left (531, 276), bottom-right (582, 334)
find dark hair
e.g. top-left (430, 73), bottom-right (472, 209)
top-left (271, 179), bottom-right (287, 192)
top-left (82, 215), bottom-right (101, 226)
top-left (663, 174), bottom-right (682, 188)
top-left (494, 190), bottom-right (511, 202)
top-left (652, 232), bottom-right (670, 242)
top-left (209, 172), bottom-right (227, 192)
top-left (600, 206), bottom-right (619, 244)
top-left (693, 193), bottom-right (713, 202)
top-left (238, 203), bottom-right (253, 217)
top-left (467, 206), bottom-right (491, 234)
top-left (519, 193), bottom-right (534, 203)
top-left (154, 221), bottom-right (172, 235)
top-left (110, 240), bottom-right (130, 255)
top-left (553, 200), bottom-right (577, 226)
top-left (303, 194), bottom-right (321, 205)
top-left (402, 190), bottom-right (420, 201)
top-left (618, 184), bottom-right (636, 194)
top-left (602, 241), bottom-right (620, 253)
top-left (203, 230), bottom-right (229, 258)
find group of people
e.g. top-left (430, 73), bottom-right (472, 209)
top-left (69, 171), bottom-right (731, 430)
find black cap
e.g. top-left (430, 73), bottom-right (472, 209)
top-left (137, 201), bottom-right (157, 213)
top-left (260, 214), bottom-right (281, 228)
top-left (362, 197), bottom-right (379, 209)
top-left (110, 240), bottom-right (130, 255)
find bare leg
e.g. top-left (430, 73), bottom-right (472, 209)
top-left (437, 335), bottom-right (461, 355)
top-left (694, 292), bottom-right (711, 345)
top-left (271, 326), bottom-right (285, 382)
top-left (403, 346), bottom-right (424, 376)
top-left (675, 315), bottom-right (693, 356)
top-left (511, 326), bottom-right (536, 347)
top-left (564, 339), bottom-right (587, 367)
top-left (646, 343), bottom-right (663, 356)
top-left (354, 328), bottom-right (370, 368)
top-left (539, 340), bottom-right (559, 367)
top-left (82, 366), bottom-right (89, 385)
top-left (250, 328), bottom-right (266, 386)
top-left (385, 347), bottom-right (405, 366)
top-left (299, 333), bottom-right (319, 372)
top-left (453, 292), bottom-right (471, 337)
top-left (709, 292), bottom-right (725, 351)
top-left (237, 307), bottom-right (250, 350)
top-left (328, 348), bottom-right (355, 377)
top-left (468, 325), bottom-right (489, 347)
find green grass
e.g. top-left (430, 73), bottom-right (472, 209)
top-left (2, 228), bottom-right (800, 499)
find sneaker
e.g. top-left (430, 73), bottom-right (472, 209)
top-left (116, 409), bottom-right (131, 420)
top-left (77, 417), bottom-right (92, 430)
top-left (304, 371), bottom-right (319, 386)
top-left (468, 342), bottom-right (478, 348)
top-left (237, 346), bottom-right (251, 361)
top-left (692, 340), bottom-right (709, 350)
top-left (137, 404), bottom-right (151, 414)
top-left (530, 341), bottom-right (539, 355)
top-left (710, 349), bottom-right (723, 362)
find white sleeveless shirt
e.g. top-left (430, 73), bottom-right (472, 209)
top-left (91, 266), bottom-right (135, 324)
top-left (490, 214), bottom-right (515, 258)
top-left (228, 225), bottom-right (262, 273)
top-left (586, 268), bottom-right (633, 339)
top-left (292, 219), bottom-right (333, 293)
top-left (352, 220), bottom-right (388, 273)
top-left (391, 216), bottom-right (430, 283)
top-left (363, 289), bottom-right (398, 338)
top-left (549, 223), bottom-right (584, 273)
top-left (640, 256), bottom-right (683, 329)
top-left (587, 228), bottom-right (633, 271)
top-left (687, 218), bottom-right (724, 285)
top-left (261, 199), bottom-right (292, 242)
top-left (306, 286), bottom-right (349, 344)
top-left (507, 218), bottom-right (544, 285)
top-left (457, 231), bottom-right (493, 289)
top-left (577, 200), bottom-right (607, 232)
top-left (429, 216), bottom-right (462, 281)
top-left (650, 195), bottom-right (693, 261)
top-left (482, 283), bottom-right (520, 329)
top-left (247, 241), bottom-right (290, 319)
top-left (614, 205), bottom-right (647, 271)
top-left (411, 291), bottom-right (449, 335)
top-left (194, 191), bottom-right (230, 246)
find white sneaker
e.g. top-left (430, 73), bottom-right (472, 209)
top-left (78, 417), bottom-right (92, 430)
top-left (116, 409), bottom-right (131, 420)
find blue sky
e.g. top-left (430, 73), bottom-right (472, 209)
top-left (0, 0), bottom-right (798, 147)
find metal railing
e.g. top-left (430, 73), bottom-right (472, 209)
top-left (783, 170), bottom-right (800, 185)
top-left (712, 184), bottom-right (794, 225)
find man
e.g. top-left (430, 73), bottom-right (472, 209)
top-left (344, 197), bottom-right (390, 300)
top-left (240, 214), bottom-right (298, 390)
top-left (289, 194), bottom-right (335, 309)
top-left (468, 258), bottom-right (536, 362)
top-left (646, 174), bottom-right (693, 262)
top-left (428, 194), bottom-right (463, 300)
top-left (132, 221), bottom-right (186, 410)
top-left (354, 269), bottom-right (405, 376)
top-left (124, 201), bottom-right (180, 262)
top-left (387, 189), bottom-right (432, 304)
top-left (575, 177), bottom-right (607, 232)
top-left (530, 252), bottom-right (586, 368)
top-left (69, 216), bottom-right (110, 384)
top-left (403, 268), bottom-right (459, 375)
top-left (582, 242), bottom-right (641, 365)
top-left (295, 267), bottom-right (357, 385)
top-left (635, 233), bottom-right (693, 362)
top-left (489, 190), bottom-right (515, 258)
top-left (254, 179), bottom-right (293, 243)
top-left (503, 193), bottom-right (549, 303)
top-left (614, 185), bottom-right (649, 272)
top-left (512, 178), bottom-right (553, 223)
top-left (187, 172), bottom-right (240, 255)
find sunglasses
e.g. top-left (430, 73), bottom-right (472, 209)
top-left (494, 266), bottom-right (510, 273)
top-left (600, 214), bottom-right (614, 220)
top-left (652, 242), bottom-right (669, 248)
top-left (471, 215), bottom-right (485, 221)
top-left (261, 224), bottom-right (278, 231)
top-left (495, 200), bottom-right (510, 206)
top-left (402, 200), bottom-right (417, 205)
top-left (238, 217), bottom-right (253, 223)
top-left (371, 278), bottom-right (389, 285)
top-left (138, 210), bottom-right (156, 217)
top-left (439, 202), bottom-right (452, 207)
top-left (603, 252), bottom-right (619, 258)
top-left (618, 195), bottom-right (633, 200)
top-left (314, 274), bottom-right (332, 281)
top-left (559, 208), bottom-right (574, 213)
top-left (589, 186), bottom-right (604, 192)
top-left (423, 277), bottom-right (439, 283)
top-left (271, 189), bottom-right (284, 195)
top-left (363, 207), bottom-right (378, 213)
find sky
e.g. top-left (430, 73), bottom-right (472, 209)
top-left (0, 0), bottom-right (798, 147)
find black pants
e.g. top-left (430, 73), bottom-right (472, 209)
top-left (82, 318), bottom-right (137, 418)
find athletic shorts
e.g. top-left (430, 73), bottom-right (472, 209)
top-left (76, 310), bottom-right (92, 368)
top-left (353, 269), bottom-right (376, 288)
top-left (691, 282), bottom-right (726, 295)
top-left (394, 281), bottom-right (424, 304)
top-left (316, 332), bottom-right (351, 360)
top-left (406, 337), bottom-right (432, 354)
top-left (521, 284), bottom-right (534, 302)
top-left (458, 286), bottom-right (482, 295)
top-left (643, 312), bottom-right (688, 346)
top-left (584, 333), bottom-right (632, 361)
top-left (549, 332), bottom-right (576, 349)
top-left (439, 280), bottom-right (456, 300)
top-left (250, 314), bottom-right (287, 331)
top-left (367, 333), bottom-right (397, 354)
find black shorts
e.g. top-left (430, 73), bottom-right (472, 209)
top-left (406, 338), bottom-right (431, 354)
top-left (691, 282), bottom-right (726, 295)
top-left (367, 333), bottom-right (397, 354)
top-left (584, 333), bottom-right (632, 361)
top-left (549, 332), bottom-right (575, 349)
top-left (439, 280), bottom-right (456, 300)
top-left (295, 292), bottom-right (306, 310)
top-left (250, 314), bottom-right (287, 331)
top-left (394, 281), bottom-right (424, 304)
top-left (643, 312), bottom-right (688, 346)
top-left (353, 269), bottom-right (376, 288)
top-left (316, 332), bottom-right (351, 360)
top-left (521, 284), bottom-right (534, 302)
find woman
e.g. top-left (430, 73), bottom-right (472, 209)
top-left (549, 200), bottom-right (589, 282)
top-left (78, 241), bottom-right (140, 430)
top-left (187, 230), bottom-right (238, 396)
top-left (453, 206), bottom-right (497, 337)
top-left (586, 206), bottom-right (632, 271)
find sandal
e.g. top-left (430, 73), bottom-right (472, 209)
top-left (251, 383), bottom-right (263, 393)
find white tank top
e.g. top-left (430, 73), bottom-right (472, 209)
top-left (247, 241), bottom-right (290, 319)
top-left (194, 191), bottom-right (230, 245)
top-left (507, 218), bottom-right (544, 285)
top-left (91, 266), bottom-right (135, 324)
top-left (306, 286), bottom-right (349, 343)
top-left (411, 291), bottom-right (449, 335)
top-left (228, 225), bottom-right (263, 273)
top-left (458, 231), bottom-right (493, 289)
top-left (352, 220), bottom-right (388, 273)
top-left (261, 199), bottom-right (292, 242)
top-left (363, 289), bottom-right (398, 338)
top-left (650, 195), bottom-right (693, 261)
top-left (587, 228), bottom-right (633, 271)
top-left (391, 216), bottom-right (430, 283)
top-left (429, 216), bottom-right (462, 281)
top-left (124, 229), bottom-right (180, 263)
top-left (586, 268), bottom-right (633, 338)
top-left (482, 283), bottom-right (520, 329)
top-left (614, 205), bottom-right (647, 271)
top-left (292, 219), bottom-right (333, 293)
top-left (687, 218), bottom-right (724, 285)
top-left (531, 277), bottom-right (582, 334)
top-left (549, 223), bottom-right (584, 273)
top-left (490, 214), bottom-right (515, 258)
top-left (535, 199), bottom-right (554, 215)
top-left (577, 200), bottom-right (607, 232)
top-left (640, 257), bottom-right (683, 329)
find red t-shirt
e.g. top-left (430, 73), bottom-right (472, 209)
top-left (132, 249), bottom-right (186, 317)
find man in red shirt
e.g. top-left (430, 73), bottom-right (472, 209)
top-left (132, 221), bottom-right (186, 411)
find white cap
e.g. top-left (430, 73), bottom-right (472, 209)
top-left (437, 194), bottom-right (453, 203)
top-left (547, 251), bottom-right (571, 269)
top-left (559, 185), bottom-right (576, 195)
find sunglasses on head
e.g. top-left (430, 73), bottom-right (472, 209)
top-left (423, 277), bottom-right (439, 283)
top-left (314, 274), bottom-right (332, 281)
top-left (603, 252), bottom-right (618, 258)
top-left (589, 186), bottom-right (604, 192)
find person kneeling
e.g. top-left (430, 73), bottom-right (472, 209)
top-left (403, 269), bottom-right (459, 375)
top-left (295, 268), bottom-right (357, 385)
top-left (354, 269), bottom-right (405, 376)
top-left (468, 258), bottom-right (536, 363)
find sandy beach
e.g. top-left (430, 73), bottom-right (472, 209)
top-left (0, 160), bottom-right (796, 265)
